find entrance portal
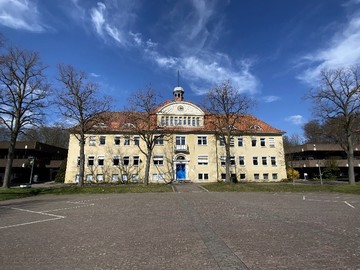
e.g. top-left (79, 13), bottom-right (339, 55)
top-left (176, 164), bottom-right (186, 180)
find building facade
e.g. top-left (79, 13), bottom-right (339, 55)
top-left (0, 141), bottom-right (68, 185)
top-left (285, 143), bottom-right (360, 180)
top-left (65, 86), bottom-right (287, 183)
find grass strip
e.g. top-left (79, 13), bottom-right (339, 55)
top-left (202, 182), bottom-right (360, 194)
top-left (0, 184), bottom-right (172, 201)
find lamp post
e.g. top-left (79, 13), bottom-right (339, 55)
top-left (28, 156), bottom-right (35, 185)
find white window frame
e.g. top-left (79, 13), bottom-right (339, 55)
top-left (89, 136), bottom-right (96, 146)
top-left (198, 173), bottom-right (209, 180)
top-left (114, 135), bottom-right (121, 145)
top-left (99, 136), bottom-right (106, 145)
top-left (96, 174), bottom-right (104, 182)
top-left (239, 156), bottom-right (245, 166)
top-left (198, 155), bottom-right (209, 165)
top-left (98, 155), bottom-right (105, 166)
top-left (113, 156), bottom-right (120, 166)
top-left (238, 137), bottom-right (244, 147)
top-left (271, 156), bottom-right (277, 166)
top-left (134, 136), bottom-right (140, 146)
top-left (260, 138), bottom-right (266, 147)
top-left (123, 156), bottom-right (130, 166)
top-left (133, 156), bottom-right (140, 166)
top-left (269, 138), bottom-right (275, 148)
top-left (153, 155), bottom-right (164, 165)
top-left (253, 156), bottom-right (258, 166)
top-left (88, 156), bottom-right (95, 166)
top-left (197, 136), bottom-right (207, 145)
top-left (262, 156), bottom-right (267, 166)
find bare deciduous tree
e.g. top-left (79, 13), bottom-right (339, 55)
top-left (0, 47), bottom-right (49, 188)
top-left (126, 85), bottom-right (166, 185)
top-left (203, 80), bottom-right (255, 183)
top-left (308, 66), bottom-right (360, 185)
top-left (20, 124), bottom-right (70, 149)
top-left (56, 64), bottom-right (111, 186)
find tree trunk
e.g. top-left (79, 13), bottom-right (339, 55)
top-left (78, 136), bottom-right (85, 187)
top-left (225, 140), bottom-right (231, 183)
top-left (347, 133), bottom-right (355, 185)
top-left (2, 134), bottom-right (17, 188)
top-left (144, 148), bottom-right (152, 186)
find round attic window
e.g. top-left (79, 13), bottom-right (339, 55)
top-left (177, 105), bottom-right (184, 111)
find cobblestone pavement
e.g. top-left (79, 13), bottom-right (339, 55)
top-left (0, 191), bottom-right (359, 269)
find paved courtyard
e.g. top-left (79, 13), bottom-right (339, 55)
top-left (0, 185), bottom-right (359, 269)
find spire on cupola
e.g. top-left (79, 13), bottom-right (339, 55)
top-left (173, 70), bottom-right (184, 101)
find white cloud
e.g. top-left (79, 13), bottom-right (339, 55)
top-left (285, 115), bottom-right (305, 125)
top-left (297, 10), bottom-right (360, 84)
top-left (0, 0), bottom-right (45, 32)
top-left (90, 72), bottom-right (100, 78)
top-left (263, 96), bottom-right (281, 103)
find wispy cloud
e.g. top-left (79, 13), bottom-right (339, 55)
top-left (75, 0), bottom-right (259, 95)
top-left (0, 0), bottom-right (46, 32)
top-left (285, 115), bottom-right (305, 125)
top-left (297, 5), bottom-right (360, 84)
top-left (263, 96), bottom-right (281, 103)
top-left (90, 72), bottom-right (100, 78)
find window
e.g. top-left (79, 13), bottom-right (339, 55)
top-left (124, 136), bottom-right (130, 145)
top-left (230, 137), bottom-right (235, 147)
top-left (272, 173), bottom-right (278, 180)
top-left (269, 138), bottom-right (275, 148)
top-left (198, 155), bottom-right (208, 165)
top-left (114, 136), bottom-right (121, 145)
top-left (99, 136), bottom-right (106, 145)
top-left (197, 136), bottom-right (207, 145)
top-left (187, 117), bottom-right (191, 126)
top-left (176, 136), bottom-right (186, 145)
top-left (122, 174), bottom-right (128, 181)
top-left (230, 156), bottom-right (235, 166)
top-left (179, 116), bottom-right (182, 125)
top-left (271, 156), bottom-right (277, 166)
top-left (98, 155), bottom-right (104, 166)
top-left (112, 174), bottom-right (119, 182)
top-left (220, 156), bottom-right (226, 166)
top-left (75, 174), bottom-right (80, 183)
top-left (260, 138), bottom-right (266, 147)
top-left (192, 117), bottom-right (196, 126)
top-left (89, 136), bottom-right (96, 146)
top-left (161, 116), bottom-right (165, 126)
top-left (96, 174), bottom-right (104, 182)
top-left (132, 174), bottom-right (139, 182)
top-left (253, 157), bottom-right (258, 166)
top-left (77, 156), bottom-right (80, 166)
top-left (155, 136), bottom-right (164, 145)
top-left (239, 156), bottom-right (245, 166)
top-left (263, 173), bottom-right (269, 180)
top-left (262, 156), bottom-right (267, 166)
top-left (254, 173), bottom-right (260, 180)
top-left (238, 137), bottom-right (244, 147)
top-left (170, 116), bottom-right (173, 126)
top-left (219, 137), bottom-right (225, 146)
top-left (174, 116), bottom-right (178, 126)
top-left (165, 116), bottom-right (169, 126)
top-left (196, 117), bottom-right (200, 126)
top-left (133, 156), bottom-right (140, 166)
top-left (152, 173), bottom-right (164, 181)
top-left (123, 156), bottom-right (130, 166)
top-left (88, 156), bottom-right (95, 166)
top-left (134, 136), bottom-right (140, 146)
top-left (153, 155), bottom-right (164, 165)
top-left (198, 173), bottom-right (209, 180)
top-left (86, 174), bottom-right (93, 182)
top-left (251, 137), bottom-right (257, 147)
top-left (240, 174), bottom-right (246, 180)
top-left (113, 156), bottom-right (120, 166)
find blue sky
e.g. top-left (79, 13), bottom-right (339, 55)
top-left (1, 0), bottom-right (360, 137)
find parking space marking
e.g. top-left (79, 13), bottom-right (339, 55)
top-left (0, 206), bottom-right (65, 230)
top-left (303, 195), bottom-right (357, 209)
top-left (344, 201), bottom-right (355, 209)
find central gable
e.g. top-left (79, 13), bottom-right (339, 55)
top-left (157, 101), bottom-right (205, 116)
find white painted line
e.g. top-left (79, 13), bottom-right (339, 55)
top-left (0, 207), bottom-right (65, 230)
top-left (344, 201), bottom-right (355, 209)
top-left (303, 195), bottom-right (306, 201)
top-left (198, 185), bottom-right (209, 192)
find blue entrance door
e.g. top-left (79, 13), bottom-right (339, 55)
top-left (176, 164), bottom-right (186, 180)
